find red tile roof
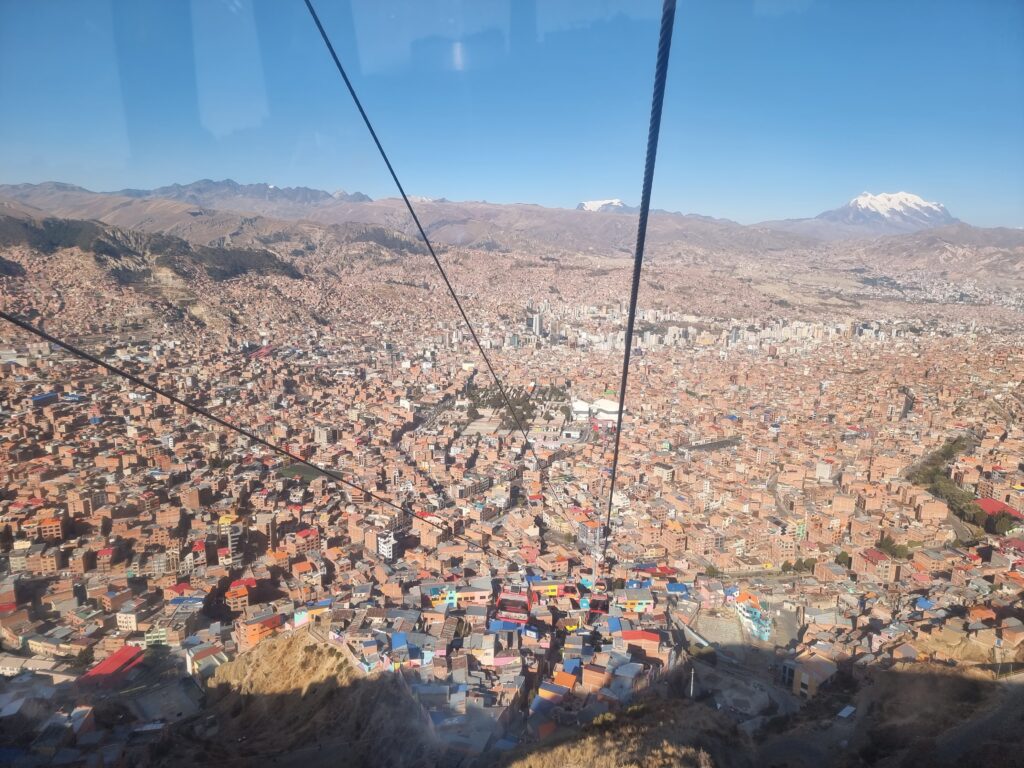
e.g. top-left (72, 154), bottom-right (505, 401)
top-left (621, 630), bottom-right (661, 644)
top-left (79, 645), bottom-right (144, 687)
top-left (860, 548), bottom-right (890, 564)
top-left (978, 498), bottom-right (1023, 519)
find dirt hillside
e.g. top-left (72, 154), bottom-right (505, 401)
top-left (496, 699), bottom-right (752, 768)
top-left (165, 630), bottom-right (440, 768)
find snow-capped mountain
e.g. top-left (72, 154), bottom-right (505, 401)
top-left (577, 198), bottom-right (635, 213)
top-left (816, 192), bottom-right (957, 231)
top-left (760, 191), bottom-right (960, 240)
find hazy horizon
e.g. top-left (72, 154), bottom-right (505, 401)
top-left (3, 176), bottom-right (1019, 230)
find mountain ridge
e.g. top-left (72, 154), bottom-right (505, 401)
top-left (1, 182), bottom-right (1020, 286)
top-left (113, 178), bottom-right (373, 207)
top-left (0, 181), bottom-right (821, 254)
top-left (0, 207), bottom-right (303, 283)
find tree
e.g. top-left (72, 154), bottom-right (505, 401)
top-left (72, 644), bottom-right (95, 671)
top-left (836, 551), bottom-right (852, 568)
top-left (969, 507), bottom-right (989, 529)
top-left (877, 533), bottom-right (910, 560)
top-left (781, 561), bottom-right (793, 573)
top-left (705, 565), bottom-right (722, 577)
top-left (991, 513), bottom-right (1019, 536)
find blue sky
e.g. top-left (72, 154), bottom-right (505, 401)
top-left (1, 0), bottom-right (1021, 226)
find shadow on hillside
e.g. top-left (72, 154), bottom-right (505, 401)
top-left (134, 641), bottom-right (1024, 768)
top-left (749, 662), bottom-right (1024, 768)
top-left (159, 664), bottom-right (441, 768)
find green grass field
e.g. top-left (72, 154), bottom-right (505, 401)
top-left (278, 463), bottom-right (326, 482)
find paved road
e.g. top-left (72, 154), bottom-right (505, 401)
top-left (416, 394), bottom-right (454, 432)
top-left (944, 510), bottom-right (982, 543)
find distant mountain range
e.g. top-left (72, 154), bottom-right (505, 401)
top-left (116, 179), bottom-right (373, 206)
top-left (1, 181), bottom-right (1021, 286)
top-left (578, 191), bottom-right (965, 240)
top-left (0, 180), bottom-right (820, 254)
top-left (0, 198), bottom-right (301, 284)
top-left (0, 179), bottom-right (979, 241)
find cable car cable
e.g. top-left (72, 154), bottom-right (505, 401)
top-left (0, 310), bottom-right (524, 569)
top-left (303, 0), bottom-right (543, 470)
top-left (600, 0), bottom-right (677, 574)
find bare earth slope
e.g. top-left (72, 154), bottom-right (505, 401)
top-left (173, 631), bottom-right (749, 768)
top-left (497, 699), bottom-right (751, 768)
top-left (168, 631), bottom-right (441, 768)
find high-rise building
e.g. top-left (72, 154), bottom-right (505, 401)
top-left (377, 530), bottom-right (403, 563)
